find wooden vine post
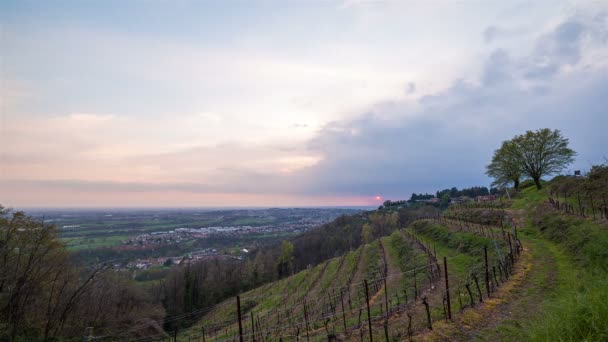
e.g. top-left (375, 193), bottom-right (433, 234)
top-left (251, 312), bottom-right (256, 342)
top-left (484, 246), bottom-right (490, 297)
top-left (364, 280), bottom-right (374, 342)
top-left (303, 300), bottom-right (310, 342)
top-left (443, 256), bottom-right (451, 320)
top-left (507, 233), bottom-right (514, 266)
top-left (340, 288), bottom-right (347, 330)
top-left (236, 296), bottom-right (244, 342)
top-left (383, 277), bottom-right (389, 315)
top-left (422, 297), bottom-right (432, 330)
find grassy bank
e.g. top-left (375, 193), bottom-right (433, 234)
top-left (512, 187), bottom-right (608, 341)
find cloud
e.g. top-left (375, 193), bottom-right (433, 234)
top-left (2, 11), bottom-right (608, 207)
top-left (483, 26), bottom-right (503, 44)
top-left (532, 20), bottom-right (584, 70)
top-left (483, 26), bottom-right (529, 44)
top-left (69, 113), bottom-right (115, 122)
top-left (286, 15), bottom-right (608, 199)
top-left (405, 82), bottom-right (416, 94)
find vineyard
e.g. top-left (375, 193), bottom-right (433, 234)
top-left (77, 171), bottom-right (608, 342)
top-left (86, 168), bottom-right (608, 342)
top-left (546, 166), bottom-right (608, 221)
top-left (94, 205), bottom-right (522, 342)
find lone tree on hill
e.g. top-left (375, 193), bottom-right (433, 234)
top-left (510, 129), bottom-right (576, 190)
top-left (486, 140), bottom-right (523, 190)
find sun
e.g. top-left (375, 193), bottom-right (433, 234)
top-left (374, 196), bottom-right (382, 201)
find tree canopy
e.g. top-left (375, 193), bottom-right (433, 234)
top-left (487, 129), bottom-right (576, 190)
top-left (486, 140), bottom-right (522, 189)
top-left (0, 206), bottom-right (162, 340)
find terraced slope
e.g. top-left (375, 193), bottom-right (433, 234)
top-left (169, 212), bottom-right (518, 342)
top-left (175, 234), bottom-right (420, 340)
top-left (141, 174), bottom-right (608, 342)
top-left (415, 187), bottom-right (606, 342)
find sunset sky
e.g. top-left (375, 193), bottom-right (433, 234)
top-left (1, 1), bottom-right (607, 208)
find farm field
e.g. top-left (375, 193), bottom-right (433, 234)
top-left (30, 208), bottom-right (362, 246)
top-left (25, 207), bottom-right (364, 268)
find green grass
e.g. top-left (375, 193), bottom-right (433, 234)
top-left (190, 238), bottom-right (409, 340)
top-left (525, 218), bottom-right (608, 341)
top-left (315, 255), bottom-right (342, 292)
top-left (364, 241), bottom-right (382, 281)
top-left (406, 227), bottom-right (477, 280)
top-left (510, 186), bottom-right (548, 210)
top-left (388, 231), bottom-right (418, 272)
top-left (335, 248), bottom-right (360, 286)
top-left (406, 220), bottom-right (507, 279)
top-left (188, 187), bottom-right (608, 341)
top-left (533, 212), bottom-right (608, 271)
top-left (62, 235), bottom-right (129, 250)
top-left (498, 187), bottom-right (608, 341)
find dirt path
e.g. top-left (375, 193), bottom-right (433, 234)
top-left (466, 237), bottom-right (557, 341)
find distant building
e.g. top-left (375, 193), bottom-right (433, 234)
top-left (475, 195), bottom-right (497, 202)
top-left (450, 196), bottom-right (474, 205)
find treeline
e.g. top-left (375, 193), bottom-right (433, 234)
top-left (408, 186), bottom-right (500, 203)
top-left (408, 193), bottom-right (435, 202)
top-left (435, 186), bottom-right (496, 199)
top-left (381, 199), bottom-right (408, 208)
top-left (157, 257), bottom-right (257, 331)
top-left (0, 207), bottom-right (164, 341)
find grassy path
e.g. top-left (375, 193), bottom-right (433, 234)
top-left (423, 212), bottom-right (579, 342)
top-left (469, 215), bottom-right (587, 341)
top-left (466, 226), bottom-right (571, 341)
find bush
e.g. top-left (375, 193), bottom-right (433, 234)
top-left (548, 164), bottom-right (608, 199)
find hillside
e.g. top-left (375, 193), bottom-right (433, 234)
top-left (100, 175), bottom-right (608, 342)
top-left (133, 208), bottom-right (516, 341)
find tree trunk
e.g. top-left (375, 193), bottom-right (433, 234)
top-left (513, 178), bottom-right (520, 190)
top-left (533, 177), bottom-right (542, 190)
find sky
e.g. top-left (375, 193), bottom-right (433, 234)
top-left (1, 0), bottom-right (607, 208)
